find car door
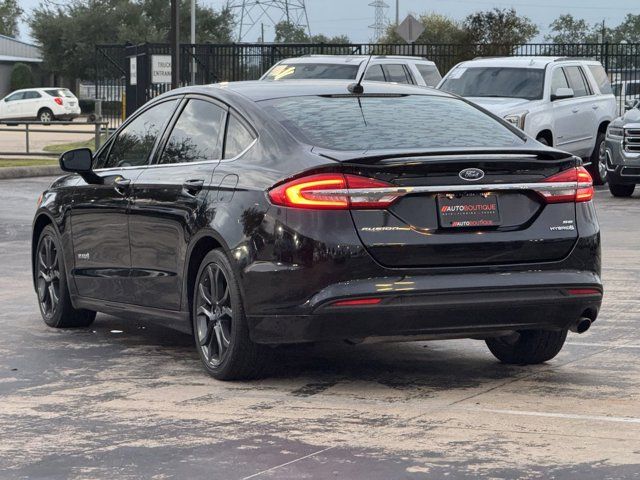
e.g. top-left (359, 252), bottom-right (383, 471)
top-left (70, 98), bottom-right (179, 304)
top-left (128, 96), bottom-right (227, 310)
top-left (563, 65), bottom-right (597, 157)
top-left (21, 91), bottom-right (43, 118)
top-left (0, 91), bottom-right (25, 119)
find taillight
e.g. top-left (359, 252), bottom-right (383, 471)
top-left (268, 173), bottom-right (400, 210)
top-left (536, 166), bottom-right (594, 203)
top-left (54, 97), bottom-right (63, 106)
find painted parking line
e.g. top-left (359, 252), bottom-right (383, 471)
top-left (565, 342), bottom-right (640, 349)
top-left (462, 407), bottom-right (640, 425)
top-left (241, 446), bottom-right (336, 479)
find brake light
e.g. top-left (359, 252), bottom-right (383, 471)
top-left (536, 166), bottom-right (594, 203)
top-left (268, 173), bottom-right (399, 210)
top-left (331, 298), bottom-right (382, 306)
top-left (54, 97), bottom-right (63, 106)
top-left (567, 288), bottom-right (601, 296)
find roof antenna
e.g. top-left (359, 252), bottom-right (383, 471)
top-left (348, 55), bottom-right (373, 94)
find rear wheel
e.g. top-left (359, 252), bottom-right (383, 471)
top-left (36, 225), bottom-right (96, 328)
top-left (587, 132), bottom-right (607, 185)
top-left (38, 108), bottom-right (54, 123)
top-left (485, 329), bottom-right (567, 365)
top-left (192, 249), bottom-right (268, 380)
top-left (609, 183), bottom-right (635, 197)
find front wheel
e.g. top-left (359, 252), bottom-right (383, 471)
top-left (192, 249), bottom-right (268, 380)
top-left (588, 132), bottom-right (608, 185)
top-left (609, 183), bottom-right (635, 197)
top-left (36, 225), bottom-right (96, 328)
top-left (485, 329), bottom-right (568, 365)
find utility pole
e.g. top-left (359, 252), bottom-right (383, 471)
top-left (170, 0), bottom-right (180, 89)
top-left (191, 0), bottom-right (196, 84)
top-left (395, 0), bottom-right (399, 25)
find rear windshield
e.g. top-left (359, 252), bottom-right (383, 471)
top-left (263, 63), bottom-right (359, 81)
top-left (44, 89), bottom-right (75, 98)
top-left (261, 94), bottom-right (523, 151)
top-left (440, 67), bottom-right (545, 100)
top-left (416, 64), bottom-right (442, 86)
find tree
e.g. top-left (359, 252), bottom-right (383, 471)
top-left (612, 14), bottom-right (640, 43)
top-left (379, 13), bottom-right (467, 44)
top-left (0, 0), bottom-right (22, 37)
top-left (28, 0), bottom-right (234, 80)
top-left (10, 63), bottom-right (34, 90)
top-left (545, 14), bottom-right (600, 43)
top-left (463, 8), bottom-right (538, 46)
top-left (273, 21), bottom-right (349, 44)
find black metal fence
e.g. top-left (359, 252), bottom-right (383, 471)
top-left (95, 41), bottom-right (640, 127)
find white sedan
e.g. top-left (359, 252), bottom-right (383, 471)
top-left (0, 88), bottom-right (81, 122)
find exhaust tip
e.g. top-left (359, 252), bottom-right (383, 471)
top-left (570, 317), bottom-right (592, 334)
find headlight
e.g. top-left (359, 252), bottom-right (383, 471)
top-left (607, 126), bottom-right (624, 138)
top-left (503, 111), bottom-right (528, 130)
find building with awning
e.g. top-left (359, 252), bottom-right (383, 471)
top-left (0, 34), bottom-right (43, 97)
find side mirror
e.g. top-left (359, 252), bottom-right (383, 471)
top-left (624, 99), bottom-right (636, 111)
top-left (551, 87), bottom-right (574, 101)
top-left (59, 148), bottom-right (102, 184)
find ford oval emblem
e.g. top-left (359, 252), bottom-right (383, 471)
top-left (459, 168), bottom-right (485, 182)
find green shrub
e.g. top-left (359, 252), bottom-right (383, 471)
top-left (10, 63), bottom-right (34, 91)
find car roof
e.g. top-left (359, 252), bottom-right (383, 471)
top-left (455, 56), bottom-right (602, 69)
top-left (276, 55), bottom-right (435, 65)
top-left (195, 79), bottom-right (450, 102)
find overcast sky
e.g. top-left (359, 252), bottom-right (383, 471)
top-left (17, 0), bottom-right (640, 43)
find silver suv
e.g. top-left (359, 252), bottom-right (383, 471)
top-left (438, 57), bottom-right (617, 184)
top-left (605, 101), bottom-right (640, 197)
top-left (260, 55), bottom-right (442, 87)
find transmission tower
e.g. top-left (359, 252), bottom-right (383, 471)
top-left (227, 1), bottom-right (311, 42)
top-left (369, 0), bottom-right (389, 42)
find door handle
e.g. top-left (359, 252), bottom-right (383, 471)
top-left (113, 176), bottom-right (130, 195)
top-left (572, 108), bottom-right (579, 113)
top-left (592, 105), bottom-right (599, 110)
top-left (183, 179), bottom-right (205, 194)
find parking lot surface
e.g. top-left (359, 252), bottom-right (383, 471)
top-left (1, 176), bottom-right (639, 479)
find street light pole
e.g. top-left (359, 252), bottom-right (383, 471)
top-left (170, 0), bottom-right (180, 89)
top-left (191, 0), bottom-right (196, 84)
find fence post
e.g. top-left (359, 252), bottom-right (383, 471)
top-left (94, 121), bottom-right (101, 152)
top-left (603, 41), bottom-right (610, 73)
top-left (25, 124), bottom-right (29, 154)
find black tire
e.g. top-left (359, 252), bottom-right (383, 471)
top-left (588, 131), bottom-right (608, 186)
top-left (35, 225), bottom-right (96, 328)
top-left (536, 135), bottom-right (550, 146)
top-left (38, 108), bottom-right (54, 123)
top-left (192, 249), bottom-right (268, 380)
top-left (485, 329), bottom-right (568, 365)
top-left (608, 183), bottom-right (635, 197)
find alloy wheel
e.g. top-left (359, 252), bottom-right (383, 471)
top-left (196, 263), bottom-right (233, 367)
top-left (37, 235), bottom-right (60, 318)
top-left (598, 141), bottom-right (608, 182)
top-left (40, 111), bottom-right (52, 122)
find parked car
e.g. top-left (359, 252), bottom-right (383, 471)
top-left (604, 100), bottom-right (640, 197)
top-left (260, 55), bottom-right (442, 87)
top-left (438, 57), bottom-right (617, 185)
top-left (612, 80), bottom-right (640, 114)
top-left (33, 80), bottom-right (602, 380)
top-left (0, 87), bottom-right (81, 122)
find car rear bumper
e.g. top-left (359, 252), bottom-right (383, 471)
top-left (247, 270), bottom-right (602, 344)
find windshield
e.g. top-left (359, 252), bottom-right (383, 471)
top-left (261, 94), bottom-right (523, 151)
top-left (440, 67), bottom-right (545, 100)
top-left (263, 63), bottom-right (359, 81)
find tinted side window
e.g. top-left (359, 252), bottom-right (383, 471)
top-left (416, 64), bottom-right (442, 86)
top-left (588, 65), bottom-right (612, 94)
top-left (24, 91), bottom-right (42, 99)
top-left (99, 100), bottom-right (177, 169)
top-left (224, 114), bottom-right (256, 159)
top-left (550, 68), bottom-right (569, 93)
top-left (383, 64), bottom-right (412, 84)
top-left (6, 92), bottom-right (25, 102)
top-left (159, 99), bottom-right (225, 164)
top-left (565, 66), bottom-right (590, 97)
top-left (364, 64), bottom-right (386, 82)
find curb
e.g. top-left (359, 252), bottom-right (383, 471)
top-left (0, 166), bottom-right (63, 180)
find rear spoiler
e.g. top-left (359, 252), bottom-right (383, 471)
top-left (314, 147), bottom-right (576, 164)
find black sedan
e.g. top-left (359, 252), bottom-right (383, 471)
top-left (32, 80), bottom-right (603, 379)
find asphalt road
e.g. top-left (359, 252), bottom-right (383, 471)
top-left (1, 177), bottom-right (639, 479)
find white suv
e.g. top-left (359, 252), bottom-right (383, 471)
top-left (0, 87), bottom-right (81, 122)
top-left (261, 55), bottom-right (442, 87)
top-left (438, 57), bottom-right (617, 184)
